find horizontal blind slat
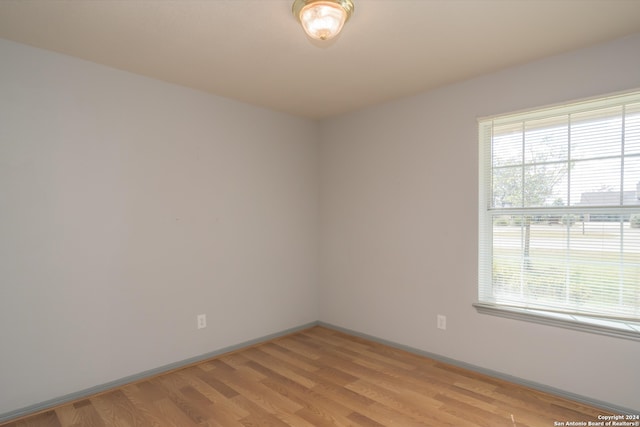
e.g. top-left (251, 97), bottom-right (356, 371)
top-left (479, 90), bottom-right (640, 323)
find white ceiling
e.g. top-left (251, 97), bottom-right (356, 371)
top-left (1, 0), bottom-right (639, 119)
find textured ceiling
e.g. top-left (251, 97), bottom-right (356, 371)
top-left (1, 0), bottom-right (639, 119)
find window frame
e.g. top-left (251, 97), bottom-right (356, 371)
top-left (476, 89), bottom-right (640, 341)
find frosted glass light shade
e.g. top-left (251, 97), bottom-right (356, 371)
top-left (300, 3), bottom-right (346, 40)
top-left (293, 0), bottom-right (354, 41)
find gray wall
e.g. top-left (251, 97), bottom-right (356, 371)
top-left (319, 34), bottom-right (640, 411)
top-left (0, 39), bottom-right (320, 414)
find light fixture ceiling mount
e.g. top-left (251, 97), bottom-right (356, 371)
top-left (292, 0), bottom-right (354, 41)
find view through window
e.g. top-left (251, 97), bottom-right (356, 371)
top-left (478, 91), bottom-right (640, 335)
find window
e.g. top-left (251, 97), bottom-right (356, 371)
top-left (477, 90), bottom-right (640, 340)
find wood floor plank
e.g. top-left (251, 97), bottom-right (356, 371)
top-left (70, 400), bottom-right (105, 427)
top-left (436, 393), bottom-right (516, 427)
top-left (183, 368), bottom-right (250, 420)
top-left (94, 390), bottom-right (153, 427)
top-left (4, 411), bottom-right (62, 427)
top-left (241, 348), bottom-right (318, 389)
top-left (231, 395), bottom-right (290, 427)
top-left (213, 364), bottom-right (304, 416)
top-left (253, 365), bottom-right (359, 425)
top-left (118, 385), bottom-right (166, 427)
top-left (260, 342), bottom-right (320, 373)
top-left (347, 411), bottom-right (386, 427)
top-left (88, 393), bottom-right (131, 427)
top-left (270, 336), bottom-right (323, 361)
top-left (346, 378), bottom-right (473, 426)
top-left (1, 326), bottom-right (615, 427)
top-left (366, 402), bottom-right (445, 427)
top-left (131, 381), bottom-right (165, 403)
top-left (151, 398), bottom-right (198, 427)
top-left (193, 367), bottom-right (242, 399)
top-left (149, 377), bottom-right (209, 424)
top-left (51, 406), bottom-right (76, 427)
top-left (309, 380), bottom-right (409, 427)
top-left (292, 407), bottom-right (341, 427)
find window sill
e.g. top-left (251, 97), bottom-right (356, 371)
top-left (473, 303), bottom-right (640, 341)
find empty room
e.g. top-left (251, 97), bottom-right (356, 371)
top-left (1, 1), bottom-right (639, 426)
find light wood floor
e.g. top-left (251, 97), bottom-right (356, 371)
top-left (2, 326), bottom-right (611, 427)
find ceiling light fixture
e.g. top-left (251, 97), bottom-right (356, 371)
top-left (292, 0), bottom-right (354, 41)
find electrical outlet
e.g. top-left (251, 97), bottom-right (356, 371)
top-left (437, 314), bottom-right (447, 330)
top-left (197, 314), bottom-right (207, 329)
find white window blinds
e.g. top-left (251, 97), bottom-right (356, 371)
top-left (479, 91), bottom-right (640, 323)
